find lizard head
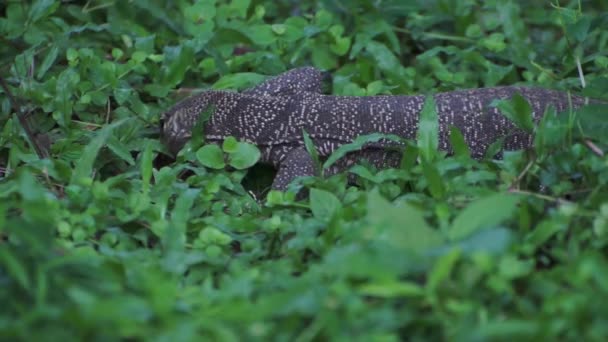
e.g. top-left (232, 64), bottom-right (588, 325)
top-left (161, 90), bottom-right (236, 155)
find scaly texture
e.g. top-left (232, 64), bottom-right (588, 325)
top-left (162, 67), bottom-right (590, 190)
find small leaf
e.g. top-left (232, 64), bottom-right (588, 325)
top-left (449, 125), bottom-right (470, 158)
top-left (302, 129), bottom-right (321, 175)
top-left (222, 137), bottom-right (238, 153)
top-left (449, 193), bottom-right (520, 240)
top-left (330, 36), bottom-right (351, 56)
top-left (310, 188), bottom-right (342, 221)
top-left (228, 142), bottom-right (260, 169)
top-left (491, 93), bottom-right (534, 133)
top-left (196, 145), bottom-right (225, 169)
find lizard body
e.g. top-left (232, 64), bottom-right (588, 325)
top-left (162, 67), bottom-right (591, 190)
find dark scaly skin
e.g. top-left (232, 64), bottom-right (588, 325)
top-left (161, 67), bottom-right (592, 190)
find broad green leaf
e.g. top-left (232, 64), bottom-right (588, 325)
top-left (366, 190), bottom-right (443, 252)
top-left (491, 93), bottom-right (534, 133)
top-left (228, 142), bottom-right (260, 169)
top-left (196, 145), bottom-right (225, 169)
top-left (310, 188), bottom-right (342, 221)
top-left (449, 193), bottom-right (520, 240)
top-left (573, 104), bottom-right (608, 142)
top-left (243, 25), bottom-right (276, 45)
top-left (163, 43), bottom-right (195, 87)
top-left (312, 47), bottom-right (337, 70)
top-left (366, 41), bottom-right (401, 73)
top-left (229, 0), bottom-right (250, 18)
top-left (417, 95), bottom-right (439, 161)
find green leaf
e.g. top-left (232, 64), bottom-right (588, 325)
top-left (312, 47), bottom-right (337, 70)
top-left (417, 95), bottom-right (439, 161)
top-left (196, 145), bottom-right (226, 169)
top-left (330, 36), bottom-right (351, 56)
top-left (366, 190), bottom-right (443, 253)
top-left (573, 104), bottom-right (608, 142)
top-left (358, 280), bottom-right (424, 298)
top-left (449, 193), bottom-right (520, 240)
top-left (302, 129), bottom-right (321, 175)
top-left (323, 133), bottom-right (404, 170)
top-left (448, 125), bottom-right (470, 158)
top-left (422, 161), bottom-right (444, 199)
top-left (140, 140), bottom-right (153, 193)
top-left (71, 118), bottom-right (129, 185)
top-left (163, 43), bottom-right (195, 87)
top-left (106, 136), bottom-right (135, 165)
top-left (229, 0), bottom-right (250, 18)
top-left (0, 248), bottom-right (30, 290)
top-left (566, 16), bottom-right (591, 43)
top-left (228, 141), bottom-right (260, 169)
top-left (213, 73), bottom-right (266, 91)
top-left (243, 25), bottom-right (276, 45)
top-left (427, 249), bottom-right (460, 292)
top-left (29, 0), bottom-right (59, 22)
top-left (37, 45), bottom-right (59, 79)
top-left (310, 188), bottom-right (342, 221)
top-left (491, 93), bottom-right (534, 133)
top-left (222, 136), bottom-right (238, 153)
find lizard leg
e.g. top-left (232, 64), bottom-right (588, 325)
top-left (243, 67), bottom-right (328, 97)
top-left (271, 147), bottom-right (316, 191)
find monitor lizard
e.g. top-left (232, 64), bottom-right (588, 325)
top-left (161, 67), bottom-right (593, 191)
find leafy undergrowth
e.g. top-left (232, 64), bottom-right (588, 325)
top-left (2, 1), bottom-right (608, 341)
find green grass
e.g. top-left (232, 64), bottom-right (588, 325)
top-left (1, 0), bottom-right (608, 340)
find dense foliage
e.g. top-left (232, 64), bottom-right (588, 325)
top-left (2, 0), bottom-right (608, 340)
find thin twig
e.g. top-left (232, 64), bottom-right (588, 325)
top-left (509, 159), bottom-right (535, 191)
top-left (509, 189), bottom-right (573, 205)
top-left (584, 139), bottom-right (604, 157)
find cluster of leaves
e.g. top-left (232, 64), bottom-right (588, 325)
top-left (1, 0), bottom-right (608, 340)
